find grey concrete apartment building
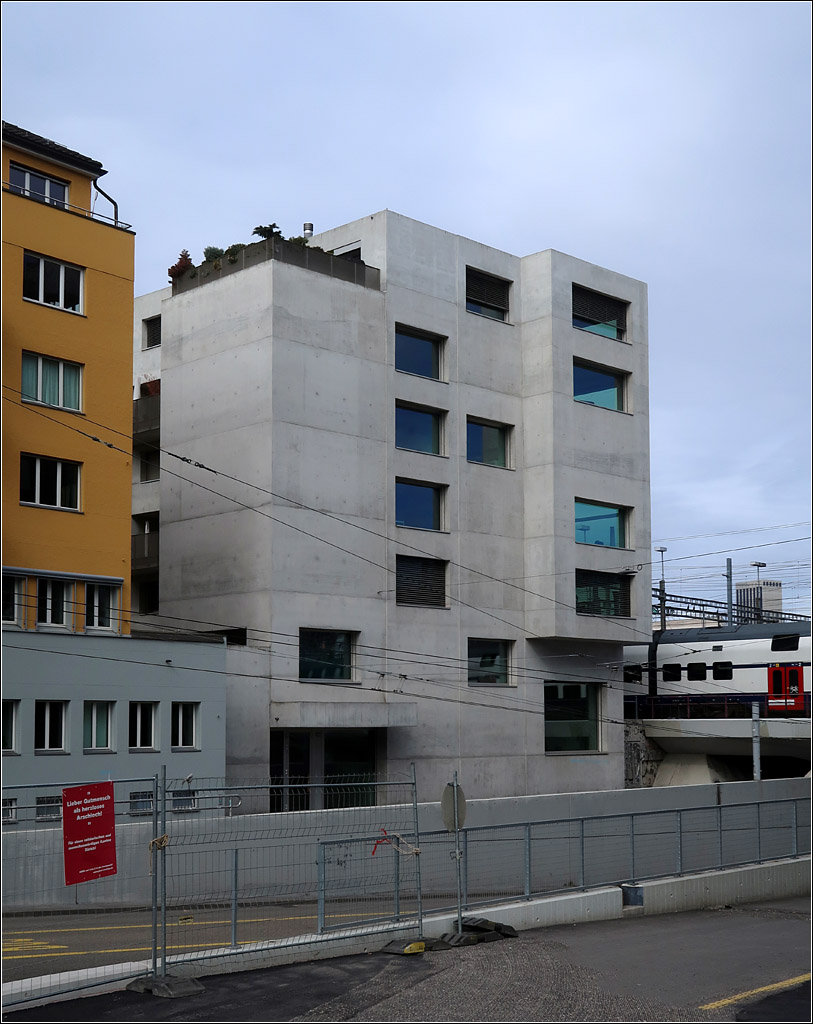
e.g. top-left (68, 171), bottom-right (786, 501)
top-left (131, 211), bottom-right (651, 802)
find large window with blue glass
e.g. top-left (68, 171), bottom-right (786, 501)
top-left (575, 500), bottom-right (627, 548)
top-left (394, 325), bottom-right (443, 379)
top-left (467, 419), bottom-right (509, 467)
top-left (573, 361), bottom-right (626, 411)
top-left (572, 284), bottom-right (627, 341)
top-left (396, 480), bottom-right (443, 530)
top-left (396, 404), bottom-right (442, 454)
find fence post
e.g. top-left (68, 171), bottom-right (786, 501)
top-left (462, 828), bottom-right (468, 908)
top-left (151, 774), bottom-right (159, 979)
top-left (756, 803), bottom-right (761, 863)
top-left (393, 840), bottom-right (401, 920)
top-left (317, 841), bottom-right (326, 934)
top-left (410, 763), bottom-right (424, 937)
top-left (231, 848), bottom-right (239, 948)
top-left (160, 764), bottom-right (167, 978)
top-left (676, 810), bottom-right (682, 874)
top-left (791, 800), bottom-right (798, 856)
top-left (717, 805), bottom-right (723, 868)
top-left (579, 818), bottom-right (585, 888)
top-left (524, 823), bottom-right (532, 898)
top-left (629, 814), bottom-right (635, 881)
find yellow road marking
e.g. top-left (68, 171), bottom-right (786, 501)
top-left (699, 973), bottom-right (811, 1010)
top-left (4, 940), bottom-right (253, 961)
top-left (3, 938), bottom-right (68, 953)
top-left (3, 909), bottom-right (377, 937)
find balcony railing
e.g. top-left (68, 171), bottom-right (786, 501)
top-left (2, 182), bottom-right (133, 230)
top-left (652, 589), bottom-right (811, 626)
top-left (171, 236), bottom-right (381, 296)
top-left (133, 394), bottom-right (160, 437)
top-left (132, 531), bottom-right (159, 571)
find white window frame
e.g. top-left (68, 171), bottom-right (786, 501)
top-left (171, 702), bottom-right (199, 749)
top-left (21, 455), bottom-right (81, 511)
top-left (21, 351), bottom-right (83, 411)
top-left (36, 796), bottom-right (63, 821)
top-left (85, 584), bottom-right (120, 631)
top-left (34, 700), bottom-right (67, 752)
top-left (2, 575), bottom-right (24, 626)
top-left (171, 790), bottom-right (198, 814)
top-left (2, 700), bottom-right (19, 754)
top-left (9, 163), bottom-right (69, 207)
top-left (23, 251), bottom-right (84, 313)
top-left (143, 316), bottom-right (162, 349)
top-left (83, 701), bottom-right (114, 751)
top-left (129, 702), bottom-right (157, 750)
top-left (36, 578), bottom-right (73, 628)
top-left (129, 790), bottom-right (154, 816)
top-left (2, 798), bottom-right (18, 824)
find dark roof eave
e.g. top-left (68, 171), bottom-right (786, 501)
top-left (2, 121), bottom-right (106, 179)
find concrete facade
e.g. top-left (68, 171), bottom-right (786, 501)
top-left (132, 212), bottom-right (651, 802)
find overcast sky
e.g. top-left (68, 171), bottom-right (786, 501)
top-left (3, 1), bottom-right (810, 613)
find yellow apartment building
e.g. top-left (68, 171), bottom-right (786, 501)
top-left (2, 123), bottom-right (135, 634)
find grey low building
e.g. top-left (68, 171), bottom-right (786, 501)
top-left (2, 631), bottom-right (227, 824)
top-left (132, 212), bottom-right (651, 802)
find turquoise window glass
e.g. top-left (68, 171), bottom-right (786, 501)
top-left (575, 500), bottom-right (625, 548)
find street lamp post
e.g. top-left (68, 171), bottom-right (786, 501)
top-left (655, 547), bottom-right (667, 632)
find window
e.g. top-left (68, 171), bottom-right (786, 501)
top-left (572, 284), bottom-right (627, 341)
top-left (468, 639), bottom-right (510, 686)
top-left (36, 796), bottom-right (62, 821)
top-left (2, 799), bottom-right (17, 824)
top-left (299, 630), bottom-right (354, 680)
top-left (23, 252), bottom-right (83, 313)
top-left (171, 790), bottom-right (198, 813)
top-left (2, 576), bottom-right (23, 624)
top-left (21, 353), bottom-right (82, 410)
top-left (34, 701), bottom-right (66, 751)
top-left (86, 584), bottom-right (118, 629)
top-left (395, 556), bottom-right (447, 607)
top-left (9, 164), bottom-right (68, 208)
top-left (140, 450), bottom-right (160, 482)
top-left (686, 663), bottom-right (707, 681)
top-left (467, 419), bottom-right (509, 468)
top-left (395, 325), bottom-right (443, 379)
top-left (662, 664), bottom-right (681, 682)
top-left (37, 579), bottom-right (72, 626)
top-left (712, 662), bottom-right (733, 681)
top-left (573, 361), bottom-right (627, 411)
top-left (395, 403), bottom-right (443, 454)
top-left (20, 454), bottom-right (80, 510)
top-left (129, 702), bottom-right (157, 749)
top-left (2, 701), bottom-right (19, 753)
top-left (129, 791), bottom-right (154, 815)
top-left (172, 703), bottom-right (199, 748)
top-left (396, 480), bottom-right (444, 530)
top-left (83, 702), bottom-right (113, 750)
top-left (575, 569), bottom-right (631, 617)
top-left (575, 500), bottom-right (628, 548)
top-left (771, 634), bottom-right (800, 652)
top-left (466, 268), bottom-right (510, 321)
top-left (143, 316), bottom-right (162, 349)
top-left (545, 682), bottom-right (599, 751)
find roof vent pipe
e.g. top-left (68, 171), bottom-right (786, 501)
top-left (303, 223), bottom-right (313, 239)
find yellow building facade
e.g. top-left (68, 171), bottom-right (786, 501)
top-left (2, 123), bottom-right (135, 633)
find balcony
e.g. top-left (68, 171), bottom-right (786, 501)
top-left (132, 531), bottom-right (159, 572)
top-left (171, 236), bottom-right (381, 296)
top-left (133, 394), bottom-right (160, 442)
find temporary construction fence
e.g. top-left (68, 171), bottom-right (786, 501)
top-left (2, 770), bottom-right (810, 1009)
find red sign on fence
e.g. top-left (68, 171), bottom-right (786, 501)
top-left (62, 781), bottom-right (118, 886)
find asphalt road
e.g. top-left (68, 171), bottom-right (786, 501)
top-left (3, 896), bottom-right (810, 1022)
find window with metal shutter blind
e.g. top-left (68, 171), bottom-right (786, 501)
top-left (466, 268), bottom-right (510, 321)
top-left (396, 556), bottom-right (447, 607)
top-left (144, 316), bottom-right (162, 348)
top-left (572, 285), bottom-right (628, 340)
top-left (574, 569), bottom-right (631, 617)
